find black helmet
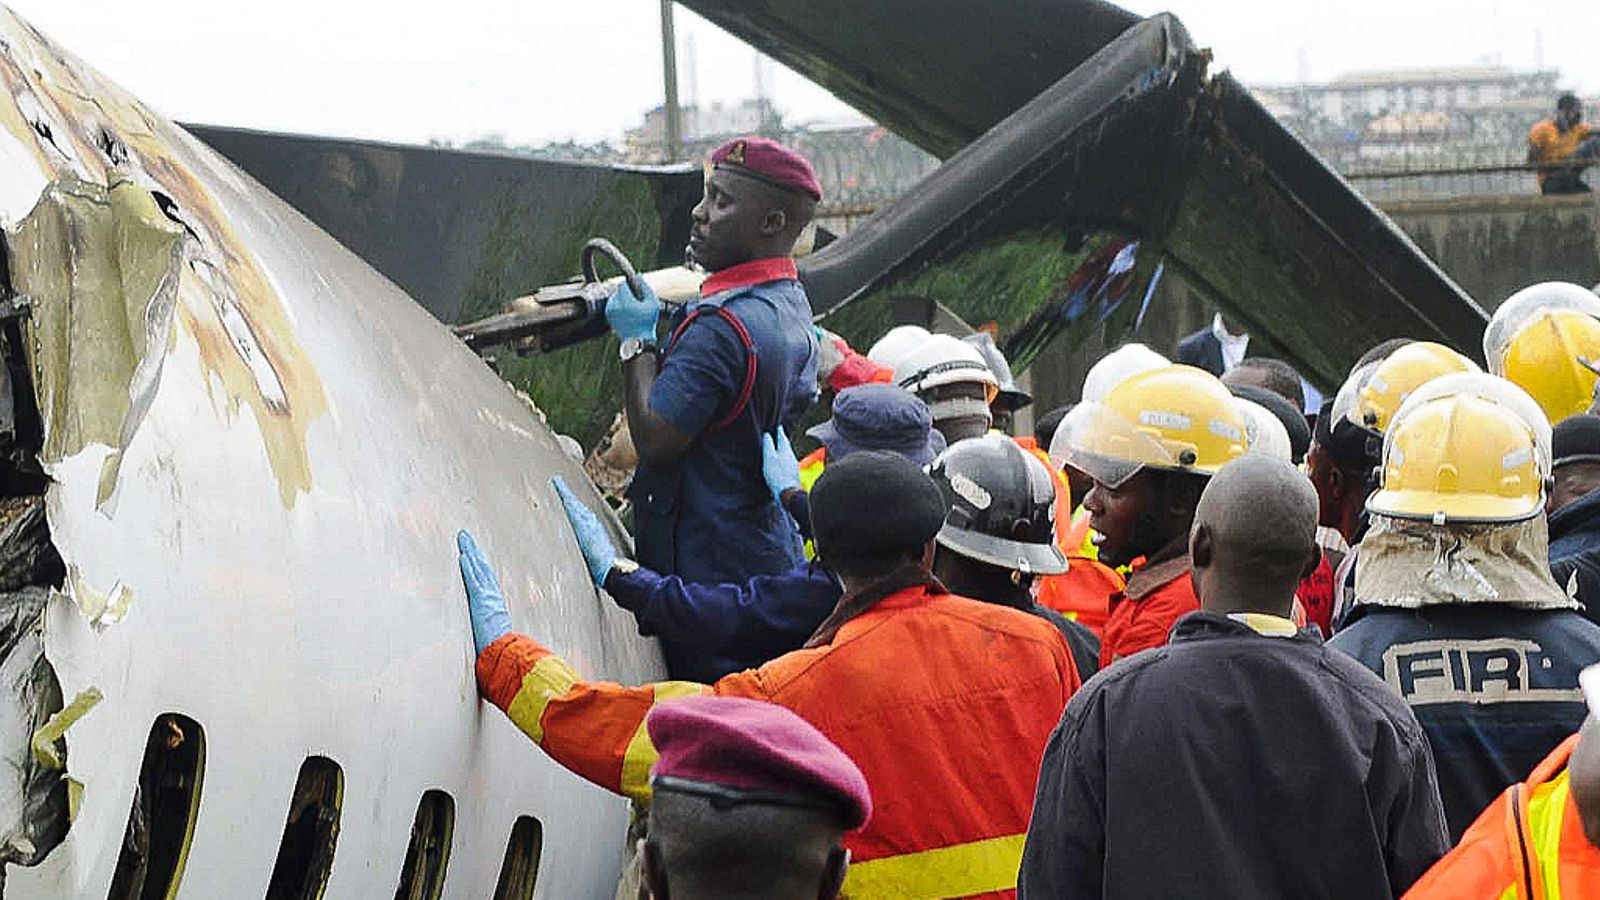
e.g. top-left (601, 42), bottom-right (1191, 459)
top-left (963, 332), bottom-right (1033, 412)
top-left (927, 435), bottom-right (1067, 575)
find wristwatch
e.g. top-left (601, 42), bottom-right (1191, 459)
top-left (619, 338), bottom-right (658, 362)
top-left (611, 558), bottom-right (640, 576)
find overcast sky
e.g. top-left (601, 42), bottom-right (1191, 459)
top-left (11, 0), bottom-right (1597, 147)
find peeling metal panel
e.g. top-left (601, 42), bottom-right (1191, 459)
top-left (0, 6), bottom-right (666, 896)
top-left (8, 176), bottom-right (183, 505)
top-left (0, 585), bottom-right (64, 867)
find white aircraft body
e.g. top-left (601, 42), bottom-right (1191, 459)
top-left (0, 7), bottom-right (665, 896)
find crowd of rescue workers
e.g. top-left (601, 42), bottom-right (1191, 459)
top-left (452, 133), bottom-right (1600, 899)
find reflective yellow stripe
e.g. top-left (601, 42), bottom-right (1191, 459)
top-left (1526, 771), bottom-right (1572, 900)
top-left (618, 681), bottom-right (707, 801)
top-left (841, 833), bottom-right (1025, 899)
top-left (1499, 887), bottom-right (1520, 900)
top-left (505, 655), bottom-right (581, 744)
top-left (799, 457), bottom-right (825, 492)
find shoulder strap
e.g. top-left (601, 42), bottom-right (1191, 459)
top-left (665, 306), bottom-right (759, 433)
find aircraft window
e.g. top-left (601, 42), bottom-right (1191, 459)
top-left (392, 790), bottom-right (455, 900)
top-left (491, 816), bottom-right (543, 900)
top-left (106, 714), bottom-right (205, 900)
top-left (265, 756), bottom-right (344, 900)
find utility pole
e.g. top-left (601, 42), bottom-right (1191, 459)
top-left (660, 0), bottom-right (682, 162)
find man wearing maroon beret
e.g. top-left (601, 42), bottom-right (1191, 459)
top-left (641, 695), bottom-right (867, 898)
top-left (603, 136), bottom-right (823, 682)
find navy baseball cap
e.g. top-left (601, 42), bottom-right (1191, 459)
top-left (807, 383), bottom-right (946, 466)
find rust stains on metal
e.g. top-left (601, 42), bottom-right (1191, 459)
top-left (0, 14), bottom-right (328, 507)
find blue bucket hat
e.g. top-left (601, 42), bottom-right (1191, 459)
top-left (807, 383), bottom-right (946, 466)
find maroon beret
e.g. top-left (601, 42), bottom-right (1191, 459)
top-left (710, 137), bottom-right (823, 202)
top-left (647, 695), bottom-right (870, 829)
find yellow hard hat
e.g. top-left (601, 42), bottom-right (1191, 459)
top-left (1344, 341), bottom-right (1479, 433)
top-left (1484, 282), bottom-right (1600, 425)
top-left (1368, 393), bottom-right (1545, 524)
top-left (1050, 364), bottom-right (1247, 487)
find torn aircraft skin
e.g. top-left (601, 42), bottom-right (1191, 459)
top-left (0, 7), bottom-right (664, 897)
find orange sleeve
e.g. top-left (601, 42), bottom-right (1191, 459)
top-left (475, 633), bottom-right (713, 801)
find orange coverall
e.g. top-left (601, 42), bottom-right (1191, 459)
top-left (476, 584), bottom-right (1081, 899)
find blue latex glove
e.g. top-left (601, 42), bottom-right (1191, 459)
top-left (457, 530), bottom-right (512, 656)
top-left (604, 278), bottom-right (661, 344)
top-left (552, 476), bottom-right (619, 586)
top-left (760, 426), bottom-right (802, 502)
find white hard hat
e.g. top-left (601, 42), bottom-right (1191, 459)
top-left (1234, 398), bottom-right (1293, 463)
top-left (867, 325), bottom-right (932, 370)
top-left (893, 334), bottom-right (1000, 403)
top-left (1082, 343), bottom-right (1170, 403)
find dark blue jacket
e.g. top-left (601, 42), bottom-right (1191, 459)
top-left (1550, 489), bottom-right (1600, 624)
top-left (605, 563), bottom-right (840, 679)
top-left (1329, 603), bottom-right (1600, 839)
top-left (605, 564), bottom-right (1103, 682)
top-left (1021, 611), bottom-right (1448, 899)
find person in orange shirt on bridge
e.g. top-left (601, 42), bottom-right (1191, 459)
top-left (459, 450), bottom-right (1080, 899)
top-left (1528, 93), bottom-right (1599, 195)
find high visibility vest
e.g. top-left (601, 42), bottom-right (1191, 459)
top-left (1404, 734), bottom-right (1600, 899)
top-left (797, 447), bottom-right (826, 559)
top-left (477, 585), bottom-right (1081, 899)
top-left (799, 446), bottom-right (826, 491)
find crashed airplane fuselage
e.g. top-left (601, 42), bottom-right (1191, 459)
top-left (0, 8), bottom-right (662, 897)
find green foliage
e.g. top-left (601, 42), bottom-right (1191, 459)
top-left (461, 175), bottom-right (665, 446)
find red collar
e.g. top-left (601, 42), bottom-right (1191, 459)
top-left (700, 257), bottom-right (799, 298)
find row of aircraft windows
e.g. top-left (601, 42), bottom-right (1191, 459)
top-left (106, 713), bottom-right (544, 899)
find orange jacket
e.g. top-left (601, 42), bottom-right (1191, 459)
top-left (477, 584), bottom-right (1081, 899)
top-left (1100, 553), bottom-right (1199, 667)
top-left (1404, 733), bottom-right (1600, 899)
top-left (1529, 119), bottom-right (1596, 186)
top-left (1036, 559), bottom-right (1120, 635)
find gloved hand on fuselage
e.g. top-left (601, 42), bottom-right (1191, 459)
top-left (552, 476), bottom-right (620, 587)
top-left (457, 530), bottom-right (512, 656)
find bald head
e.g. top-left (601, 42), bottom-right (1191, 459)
top-left (1189, 455), bottom-right (1321, 617)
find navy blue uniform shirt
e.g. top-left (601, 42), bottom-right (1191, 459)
top-left (1330, 603), bottom-right (1600, 839)
top-left (627, 257), bottom-right (817, 680)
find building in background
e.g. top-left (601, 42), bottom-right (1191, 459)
top-left (1255, 66), bottom-right (1595, 199)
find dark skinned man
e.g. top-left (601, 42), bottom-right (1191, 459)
top-left (1313, 341), bottom-right (1479, 627)
top-left (640, 696), bottom-right (866, 900)
top-left (1051, 364), bottom-right (1249, 666)
top-left (606, 137), bottom-right (821, 680)
top-left (1330, 388), bottom-right (1600, 840)
top-left (459, 451), bottom-right (1079, 899)
top-left (1528, 94), bottom-right (1598, 195)
top-left (891, 333), bottom-right (1000, 446)
top-left (927, 434), bottom-right (1102, 681)
top-left (1020, 455), bottom-right (1450, 899)
top-left (1550, 415), bottom-right (1600, 621)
